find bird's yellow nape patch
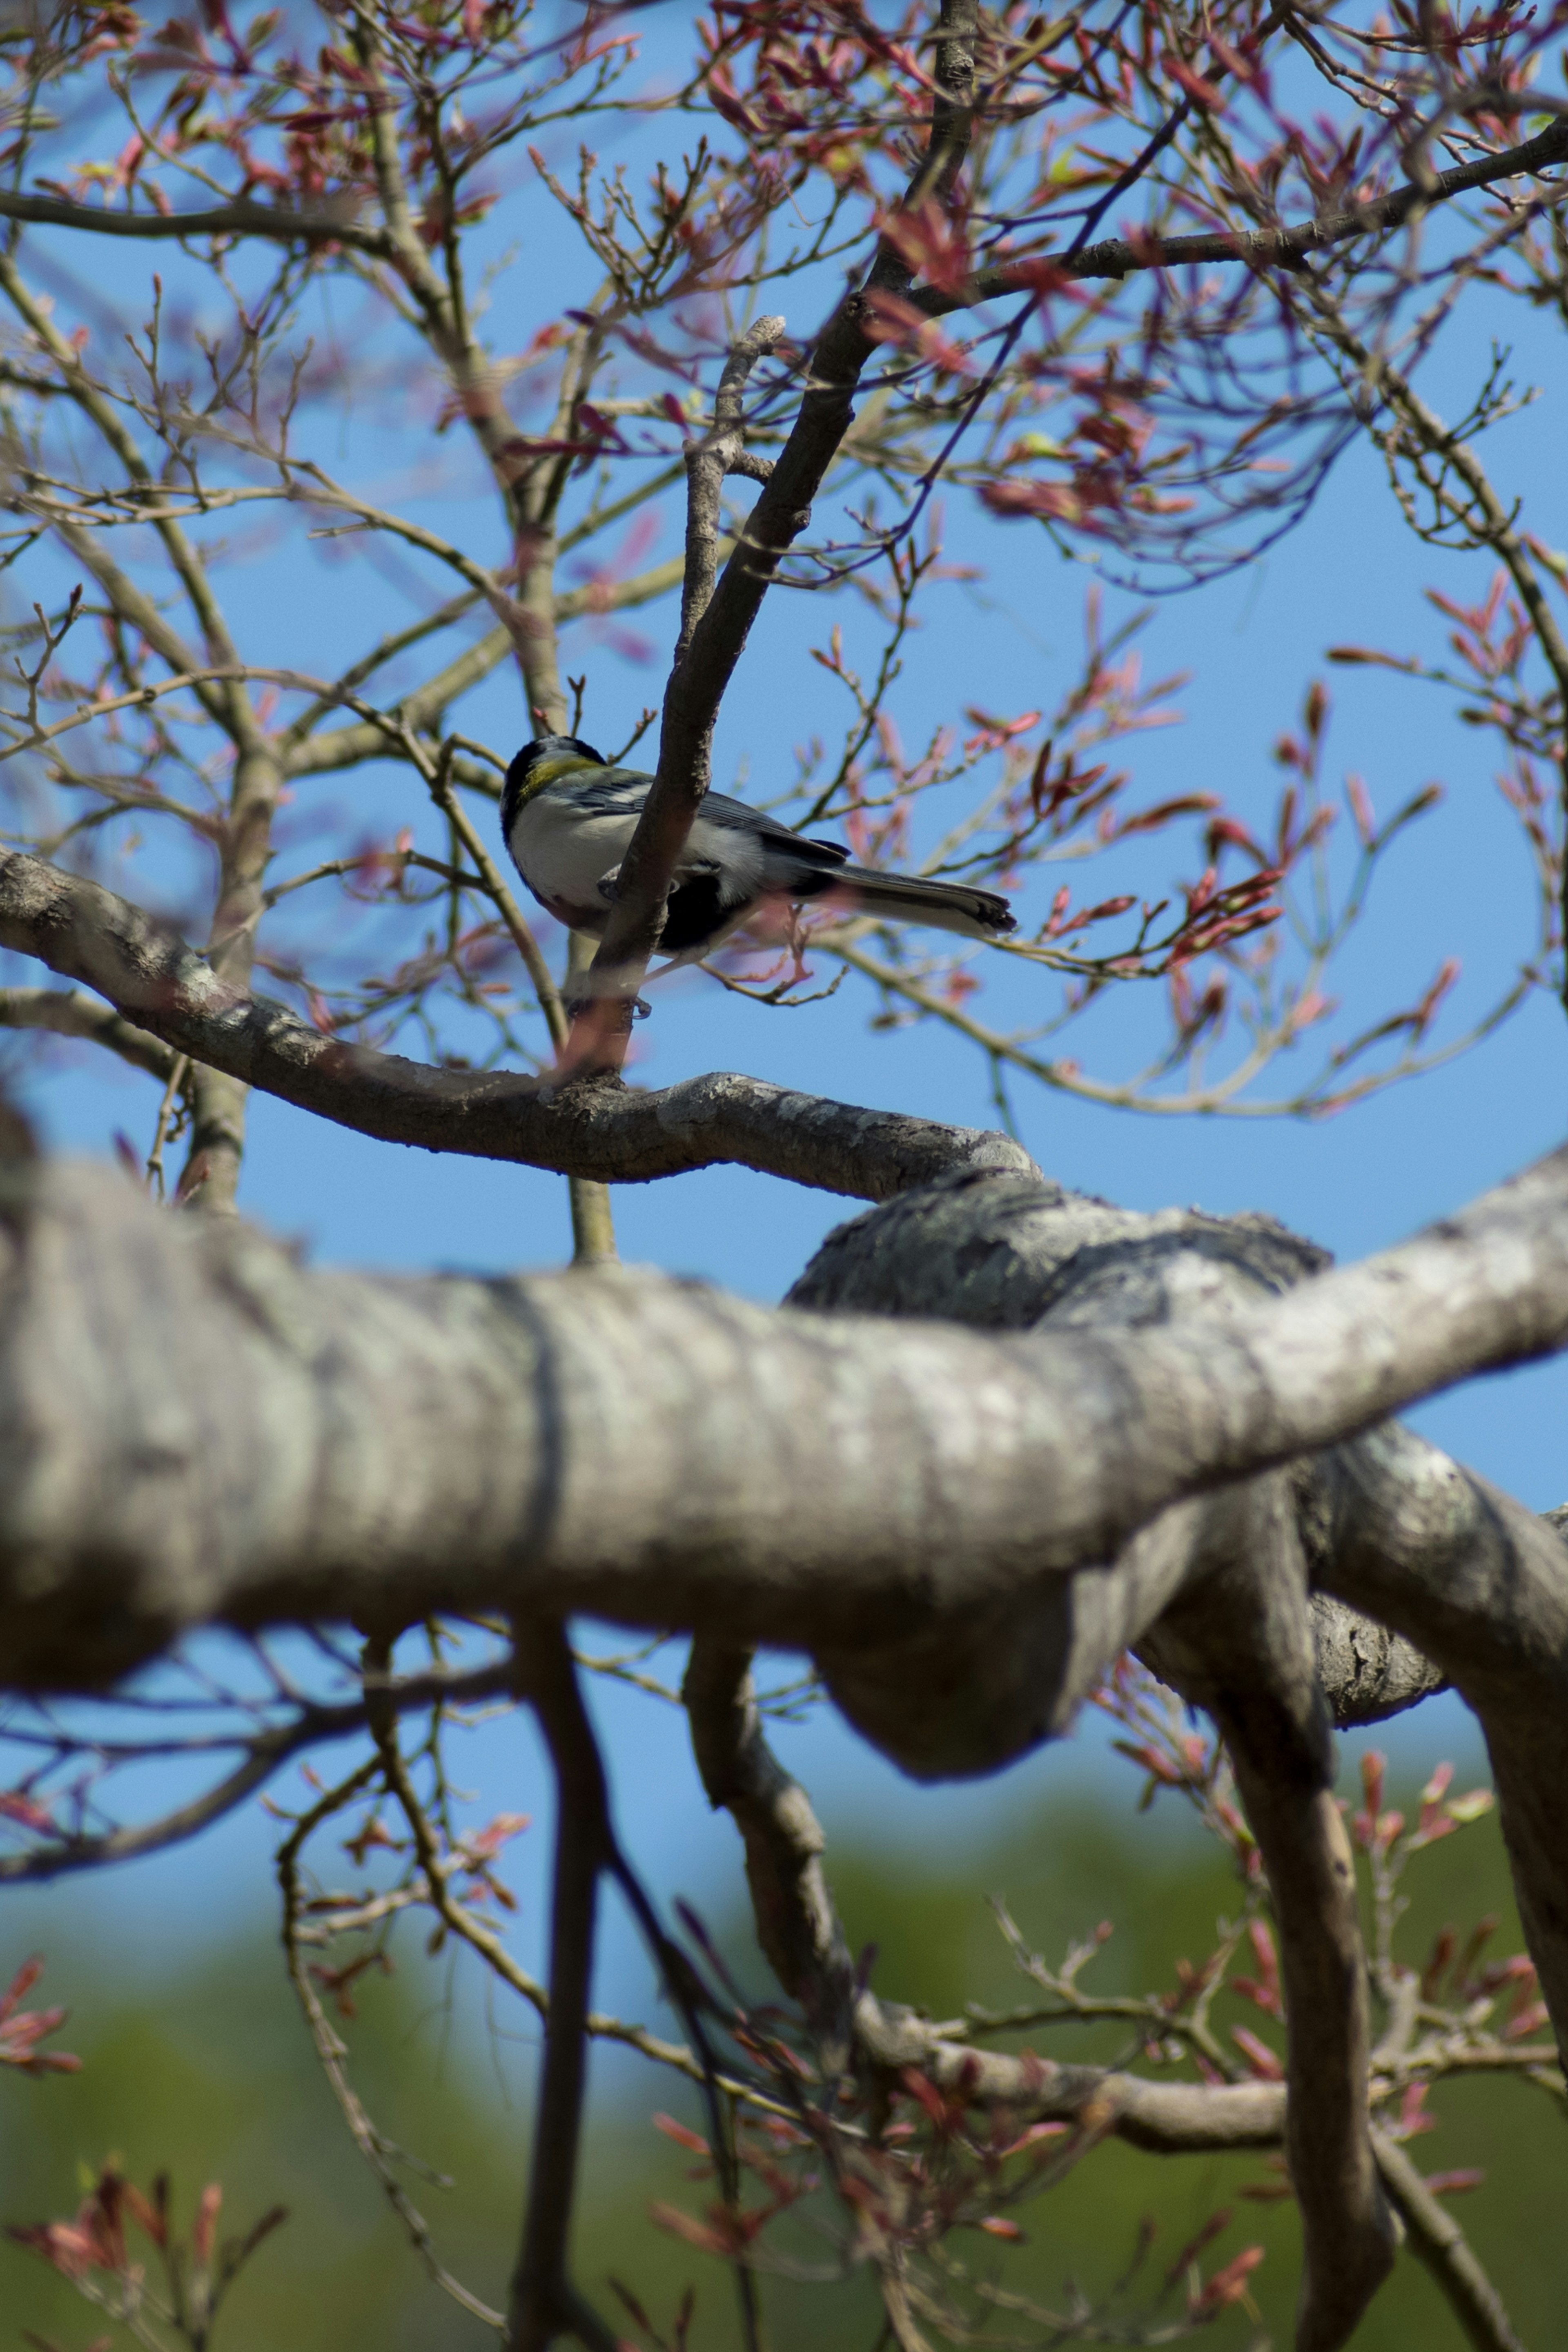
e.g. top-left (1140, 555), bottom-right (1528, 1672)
top-left (510, 752), bottom-right (595, 809)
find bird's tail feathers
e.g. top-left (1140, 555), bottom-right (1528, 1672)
top-left (829, 864), bottom-right (1015, 942)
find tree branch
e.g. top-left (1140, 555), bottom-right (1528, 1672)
top-left (578, 315), bottom-right (784, 1024)
top-left (1142, 1486), bottom-right (1394, 2352)
top-left (1307, 1590), bottom-right (1449, 1726)
top-left (506, 1619), bottom-right (623, 2352)
top-left (0, 188), bottom-right (396, 252)
top-left (675, 320), bottom-right (789, 668)
top-left (1372, 2130), bottom-right (1528, 2352)
top-left (14, 105), bottom-right (1555, 325)
top-left (682, 1637), bottom-right (1292, 2157)
top-left (579, 0), bottom-right (981, 1048)
top-left (915, 114), bottom-right (1568, 319)
top-left (0, 848), bottom-right (1035, 1198)
top-left (1324, 1428), bottom-right (1568, 2073)
top-left (7, 1147), bottom-right (1568, 1716)
top-left (0, 1657), bottom-right (521, 1882)
top-left (684, 1637), bottom-right (858, 2049)
top-left (0, 984), bottom-right (177, 1081)
top-left (277, 1756), bottom-right (506, 2330)
top-left (281, 558), bottom-right (698, 780)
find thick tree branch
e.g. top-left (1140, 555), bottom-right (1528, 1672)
top-left (6, 1149), bottom-right (1568, 1702)
top-left (1323, 1429), bottom-right (1568, 2073)
top-left (684, 1637), bottom-right (858, 2050)
top-left (795, 1173), bottom-right (1400, 2345)
top-left (0, 849), bottom-right (1033, 1198)
top-left (1142, 1487), bottom-right (1394, 2352)
top-left (1307, 1590), bottom-right (1448, 1725)
top-left (682, 1637), bottom-right (1290, 2157)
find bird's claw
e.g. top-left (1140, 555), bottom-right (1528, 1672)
top-left (563, 993), bottom-right (651, 1022)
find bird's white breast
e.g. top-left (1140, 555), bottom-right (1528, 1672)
top-left (507, 788), bottom-right (639, 907)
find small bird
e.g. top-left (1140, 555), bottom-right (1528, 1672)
top-left (500, 734), bottom-right (1016, 964)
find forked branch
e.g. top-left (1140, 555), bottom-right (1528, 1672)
top-left (580, 0), bottom-right (981, 1046)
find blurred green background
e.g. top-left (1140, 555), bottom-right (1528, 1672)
top-left (3, 1752), bottom-right (1561, 2352)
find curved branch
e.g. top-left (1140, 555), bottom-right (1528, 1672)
top-left (683, 1638), bottom-right (1289, 2153)
top-left (1307, 1591), bottom-right (1448, 1726)
top-left (0, 1656), bottom-right (518, 1882)
top-left (0, 849), bottom-right (1035, 1198)
top-left (1324, 1429), bottom-right (1568, 2072)
top-left (0, 984), bottom-right (177, 1081)
top-left (7, 1148), bottom-right (1568, 1695)
top-left (1142, 1485), bottom-right (1394, 2352)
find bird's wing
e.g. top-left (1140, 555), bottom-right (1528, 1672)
top-left (526, 771), bottom-right (850, 913)
top-left (698, 792), bottom-right (849, 878)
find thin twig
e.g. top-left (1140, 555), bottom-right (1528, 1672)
top-left (277, 1749), bottom-right (505, 2331)
top-left (421, 735), bottom-right (569, 1052)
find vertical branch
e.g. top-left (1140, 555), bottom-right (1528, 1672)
top-left (1224, 1733), bottom-right (1392, 2352)
top-left (565, 931), bottom-right (618, 1263)
top-left (182, 738), bottom-right (288, 1212)
top-left (508, 1624), bottom-right (757, 2352)
top-left (145, 1051), bottom-right (191, 1201)
top-left (673, 317), bottom-right (788, 668)
top-left (425, 747), bottom-right (615, 1263)
top-left (1140, 1478), bottom-right (1396, 2352)
top-left (350, 15), bottom-right (597, 738)
top-left (683, 1636), bottom-right (856, 2054)
top-left (425, 741), bottom-right (568, 1039)
top-left (0, 249), bottom-right (282, 1212)
top-left (506, 1618), bottom-right (621, 2352)
top-left (601, 1832), bottom-right (765, 2352)
top-left (347, 33), bottom-right (619, 1247)
top-left (580, 0), bottom-right (981, 1047)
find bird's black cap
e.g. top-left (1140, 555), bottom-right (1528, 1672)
top-left (501, 733), bottom-right (606, 834)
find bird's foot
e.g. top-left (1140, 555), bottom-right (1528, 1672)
top-left (563, 993), bottom-right (650, 1022)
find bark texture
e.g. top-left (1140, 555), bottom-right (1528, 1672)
top-left (0, 849), bottom-right (1034, 1201)
top-left (5, 1151), bottom-right (1567, 1710)
top-left (4, 1132), bottom-right (1568, 2350)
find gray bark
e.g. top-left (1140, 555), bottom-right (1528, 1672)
top-left (5, 1148), bottom-right (1566, 1705)
top-left (4, 1118), bottom-right (1567, 2351)
top-left (0, 849), bottom-right (1034, 1201)
top-left (5, 1147), bottom-right (1568, 1701)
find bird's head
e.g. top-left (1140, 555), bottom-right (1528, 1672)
top-left (502, 733), bottom-right (607, 830)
